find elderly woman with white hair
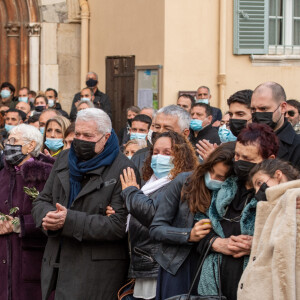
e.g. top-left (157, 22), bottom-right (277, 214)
top-left (0, 124), bottom-right (55, 300)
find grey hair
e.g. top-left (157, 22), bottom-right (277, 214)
top-left (76, 108), bottom-right (112, 134)
top-left (197, 86), bottom-right (211, 95)
top-left (86, 72), bottom-right (98, 81)
top-left (140, 107), bottom-right (157, 117)
top-left (77, 100), bottom-right (95, 109)
top-left (10, 124), bottom-right (43, 157)
top-left (157, 105), bottom-right (191, 131)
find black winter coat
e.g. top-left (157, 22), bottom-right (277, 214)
top-left (276, 119), bottom-right (300, 169)
top-left (31, 150), bottom-right (139, 300)
top-left (121, 184), bottom-right (169, 278)
top-left (189, 124), bottom-right (221, 148)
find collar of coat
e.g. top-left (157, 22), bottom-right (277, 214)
top-left (208, 176), bottom-right (257, 237)
top-left (276, 119), bottom-right (297, 145)
top-left (4, 153), bottom-right (55, 183)
top-left (266, 179), bottom-right (300, 204)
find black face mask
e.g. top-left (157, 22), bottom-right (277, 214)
top-left (73, 137), bottom-right (103, 161)
top-left (229, 119), bottom-right (247, 137)
top-left (254, 182), bottom-right (268, 202)
top-left (86, 79), bottom-right (98, 88)
top-left (252, 105), bottom-right (281, 130)
top-left (4, 144), bottom-right (27, 166)
top-left (35, 105), bottom-right (46, 113)
top-left (233, 160), bottom-right (257, 182)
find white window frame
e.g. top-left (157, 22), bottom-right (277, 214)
top-left (269, 0), bottom-right (300, 55)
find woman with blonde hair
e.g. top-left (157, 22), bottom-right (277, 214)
top-left (42, 115), bottom-right (70, 157)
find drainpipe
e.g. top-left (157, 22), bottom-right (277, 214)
top-left (218, 0), bottom-right (226, 111)
top-left (79, 0), bottom-right (90, 88)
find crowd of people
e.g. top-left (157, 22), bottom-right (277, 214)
top-left (0, 73), bottom-right (299, 300)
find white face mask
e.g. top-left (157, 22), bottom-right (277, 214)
top-left (48, 99), bottom-right (55, 107)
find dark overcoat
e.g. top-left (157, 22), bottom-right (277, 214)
top-left (32, 150), bottom-right (139, 300)
top-left (0, 154), bottom-right (55, 300)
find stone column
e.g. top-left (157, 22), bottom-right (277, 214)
top-left (26, 23), bottom-right (41, 92)
top-left (4, 23), bottom-right (20, 89)
top-left (79, 0), bottom-right (90, 87)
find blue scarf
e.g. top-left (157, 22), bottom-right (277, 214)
top-left (68, 129), bottom-right (119, 208)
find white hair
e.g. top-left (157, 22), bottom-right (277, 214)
top-left (77, 100), bottom-right (95, 109)
top-left (86, 71), bottom-right (98, 81)
top-left (10, 124), bottom-right (43, 157)
top-left (76, 108), bottom-right (112, 134)
top-left (157, 105), bottom-right (191, 132)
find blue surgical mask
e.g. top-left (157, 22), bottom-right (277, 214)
top-left (45, 138), bottom-right (64, 152)
top-left (18, 97), bottom-right (28, 103)
top-left (130, 132), bottom-right (147, 140)
top-left (204, 172), bottom-right (223, 191)
top-left (1, 90), bottom-right (11, 99)
top-left (48, 99), bottom-right (55, 107)
top-left (151, 154), bottom-right (174, 179)
top-left (190, 119), bottom-right (203, 131)
top-left (81, 97), bottom-right (91, 102)
top-left (218, 124), bottom-right (237, 143)
top-left (127, 155), bottom-right (132, 160)
top-left (39, 127), bottom-right (45, 135)
top-left (195, 98), bottom-right (209, 105)
top-left (5, 124), bottom-right (16, 133)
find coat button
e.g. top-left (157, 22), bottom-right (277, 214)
top-left (253, 256), bottom-right (256, 261)
top-left (4, 200), bottom-right (8, 204)
top-left (240, 283), bottom-right (243, 289)
top-left (2, 260), bottom-right (6, 264)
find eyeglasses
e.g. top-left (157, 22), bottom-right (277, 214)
top-left (4, 137), bottom-right (28, 146)
top-left (286, 110), bottom-right (296, 117)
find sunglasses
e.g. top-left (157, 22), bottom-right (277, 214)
top-left (286, 110), bottom-right (296, 117)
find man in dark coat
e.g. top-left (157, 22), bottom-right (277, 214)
top-left (251, 81), bottom-right (300, 169)
top-left (32, 108), bottom-right (139, 300)
top-left (45, 88), bottom-right (69, 119)
top-left (195, 86), bottom-right (222, 126)
top-left (189, 103), bottom-right (221, 148)
top-left (70, 72), bottom-right (112, 121)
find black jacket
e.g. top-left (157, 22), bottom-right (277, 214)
top-left (149, 172), bottom-right (196, 276)
top-left (211, 106), bottom-right (222, 124)
top-left (70, 89), bottom-right (112, 121)
top-left (189, 124), bottom-right (221, 148)
top-left (276, 119), bottom-right (300, 169)
top-left (31, 150), bottom-right (139, 300)
top-left (54, 103), bottom-right (69, 119)
top-left (121, 185), bottom-right (169, 278)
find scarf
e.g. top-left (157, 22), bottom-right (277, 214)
top-left (68, 129), bottom-right (119, 208)
top-left (126, 174), bottom-right (171, 232)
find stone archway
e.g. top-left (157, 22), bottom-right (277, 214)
top-left (0, 0), bottom-right (40, 91)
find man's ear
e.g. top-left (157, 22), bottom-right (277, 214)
top-left (183, 128), bottom-right (190, 137)
top-left (207, 115), bottom-right (213, 124)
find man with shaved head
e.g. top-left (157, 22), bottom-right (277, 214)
top-left (251, 81), bottom-right (300, 168)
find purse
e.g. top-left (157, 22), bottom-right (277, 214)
top-left (118, 279), bottom-right (136, 300)
top-left (166, 237), bottom-right (227, 300)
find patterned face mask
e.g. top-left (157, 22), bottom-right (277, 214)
top-left (4, 144), bottom-right (27, 166)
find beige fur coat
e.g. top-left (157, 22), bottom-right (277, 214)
top-left (237, 179), bottom-right (300, 300)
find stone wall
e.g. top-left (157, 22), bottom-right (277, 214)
top-left (38, 0), bottom-right (81, 112)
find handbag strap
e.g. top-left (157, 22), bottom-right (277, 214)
top-left (186, 236), bottom-right (219, 299)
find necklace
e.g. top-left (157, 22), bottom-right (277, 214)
top-left (222, 193), bottom-right (252, 223)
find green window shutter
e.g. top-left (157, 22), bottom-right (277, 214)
top-left (234, 0), bottom-right (269, 54)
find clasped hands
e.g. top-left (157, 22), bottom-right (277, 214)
top-left (213, 235), bottom-right (253, 258)
top-left (0, 216), bottom-right (14, 235)
top-left (42, 203), bottom-right (67, 231)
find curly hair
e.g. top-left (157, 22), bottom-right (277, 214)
top-left (182, 142), bottom-right (236, 213)
top-left (142, 131), bottom-right (198, 181)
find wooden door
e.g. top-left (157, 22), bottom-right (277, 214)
top-left (106, 56), bottom-right (135, 134)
